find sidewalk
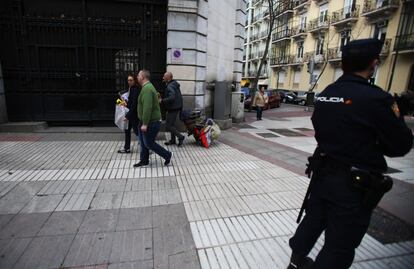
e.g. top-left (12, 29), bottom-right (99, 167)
top-left (0, 106), bottom-right (413, 269)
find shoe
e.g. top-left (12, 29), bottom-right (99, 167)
top-left (118, 149), bottom-right (131, 154)
top-left (133, 161), bottom-right (149, 168)
top-left (164, 141), bottom-right (176, 146)
top-left (177, 137), bottom-right (185, 147)
top-left (164, 152), bottom-right (172, 166)
top-left (287, 256), bottom-right (313, 269)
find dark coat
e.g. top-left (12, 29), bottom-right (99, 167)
top-left (161, 80), bottom-right (183, 111)
top-left (312, 74), bottom-right (413, 172)
top-left (125, 85), bottom-right (140, 123)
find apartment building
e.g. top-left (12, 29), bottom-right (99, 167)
top-left (242, 0), bottom-right (273, 86)
top-left (242, 0), bottom-right (414, 94)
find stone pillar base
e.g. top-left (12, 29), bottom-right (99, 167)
top-left (214, 119), bottom-right (232, 130)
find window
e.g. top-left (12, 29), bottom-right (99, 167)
top-left (340, 30), bottom-right (351, 50)
top-left (294, 70), bottom-right (301, 84)
top-left (115, 50), bottom-right (139, 92)
top-left (344, 0), bottom-right (356, 15)
top-left (278, 71), bottom-right (286, 84)
top-left (316, 37), bottom-right (325, 55)
top-left (297, 41), bottom-right (304, 58)
top-left (319, 4), bottom-right (329, 25)
top-left (300, 13), bottom-right (307, 31)
top-left (374, 22), bottom-right (387, 42)
top-left (376, 0), bottom-right (384, 9)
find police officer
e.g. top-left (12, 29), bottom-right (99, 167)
top-left (287, 39), bottom-right (413, 269)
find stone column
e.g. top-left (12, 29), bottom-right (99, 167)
top-left (166, 0), bottom-right (208, 111)
top-left (233, 0), bottom-right (246, 90)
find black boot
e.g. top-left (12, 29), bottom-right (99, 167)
top-left (287, 253), bottom-right (314, 269)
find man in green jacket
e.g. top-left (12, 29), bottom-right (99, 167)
top-left (134, 69), bottom-right (172, 167)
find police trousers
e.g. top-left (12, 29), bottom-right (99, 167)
top-left (289, 162), bottom-right (373, 269)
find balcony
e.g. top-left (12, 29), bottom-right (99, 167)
top-left (331, 5), bottom-right (360, 28)
top-left (251, 33), bottom-right (258, 42)
top-left (293, 0), bottom-right (311, 14)
top-left (362, 0), bottom-right (399, 21)
top-left (246, 71), bottom-right (256, 78)
top-left (252, 0), bottom-right (262, 7)
top-left (249, 52), bottom-right (258, 60)
top-left (258, 50), bottom-right (265, 58)
top-left (272, 29), bottom-right (293, 43)
top-left (288, 54), bottom-right (305, 66)
top-left (305, 51), bottom-right (326, 65)
top-left (327, 47), bottom-right (342, 65)
top-left (395, 33), bottom-right (414, 52)
top-left (308, 16), bottom-right (330, 35)
top-left (270, 55), bottom-right (290, 67)
top-left (259, 30), bottom-right (269, 40)
top-left (274, 2), bottom-right (294, 19)
top-left (291, 25), bottom-right (308, 40)
top-left (313, 0), bottom-right (330, 5)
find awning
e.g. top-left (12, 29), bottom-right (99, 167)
top-left (240, 79), bottom-right (250, 87)
top-left (258, 79), bottom-right (268, 85)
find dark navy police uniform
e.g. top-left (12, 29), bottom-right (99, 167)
top-left (288, 39), bottom-right (413, 269)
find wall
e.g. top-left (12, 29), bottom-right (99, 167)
top-left (167, 0), bottom-right (244, 115)
top-left (166, 0), bottom-right (208, 111)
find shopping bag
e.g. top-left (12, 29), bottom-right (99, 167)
top-left (114, 104), bottom-right (129, 130)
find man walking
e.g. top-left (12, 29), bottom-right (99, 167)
top-left (287, 39), bottom-right (413, 269)
top-left (161, 72), bottom-right (185, 146)
top-left (134, 70), bottom-right (172, 167)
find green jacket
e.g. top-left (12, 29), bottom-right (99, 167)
top-left (137, 82), bottom-right (161, 125)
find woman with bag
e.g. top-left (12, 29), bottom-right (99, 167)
top-left (118, 74), bottom-right (140, 153)
top-left (253, 86), bottom-right (268, 120)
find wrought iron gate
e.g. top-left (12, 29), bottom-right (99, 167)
top-left (0, 0), bottom-right (167, 123)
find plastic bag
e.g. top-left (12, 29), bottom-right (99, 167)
top-left (210, 123), bottom-right (221, 140)
top-left (114, 104), bottom-right (129, 130)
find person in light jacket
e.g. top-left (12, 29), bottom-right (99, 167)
top-left (253, 86), bottom-right (268, 120)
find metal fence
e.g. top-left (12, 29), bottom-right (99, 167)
top-left (0, 0), bottom-right (167, 122)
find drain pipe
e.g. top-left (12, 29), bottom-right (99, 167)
top-left (387, 50), bottom-right (399, 92)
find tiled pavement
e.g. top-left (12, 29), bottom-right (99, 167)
top-left (0, 109), bottom-right (414, 268)
top-left (224, 105), bottom-right (414, 228)
top-left (0, 137), bottom-right (199, 269)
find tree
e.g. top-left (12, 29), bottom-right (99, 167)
top-left (249, 0), bottom-right (290, 111)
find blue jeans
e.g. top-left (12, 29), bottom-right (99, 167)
top-left (138, 121), bottom-right (171, 163)
top-left (256, 106), bottom-right (263, 120)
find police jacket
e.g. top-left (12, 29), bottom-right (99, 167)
top-left (312, 74), bottom-right (413, 173)
top-left (125, 85), bottom-right (140, 123)
top-left (161, 80), bottom-right (183, 111)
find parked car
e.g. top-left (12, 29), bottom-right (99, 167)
top-left (297, 91), bottom-right (320, 106)
top-left (280, 91), bottom-right (303, 105)
top-left (242, 88), bottom-right (254, 109)
top-left (264, 89), bottom-right (281, 109)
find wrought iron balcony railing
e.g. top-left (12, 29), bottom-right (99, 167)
top-left (272, 29), bottom-right (292, 42)
top-left (307, 16), bottom-right (330, 33)
top-left (331, 5), bottom-right (360, 26)
top-left (327, 47), bottom-right (342, 61)
top-left (270, 55), bottom-right (290, 66)
top-left (395, 33), bottom-right (414, 51)
top-left (362, 0), bottom-right (399, 17)
top-left (289, 54), bottom-right (305, 65)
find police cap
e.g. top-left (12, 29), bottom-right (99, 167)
top-left (342, 38), bottom-right (383, 60)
